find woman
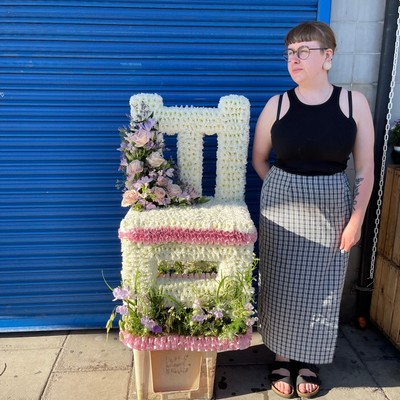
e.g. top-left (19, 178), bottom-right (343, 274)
top-left (252, 21), bottom-right (374, 399)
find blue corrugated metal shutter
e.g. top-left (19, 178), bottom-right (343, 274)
top-left (0, 0), bottom-right (331, 332)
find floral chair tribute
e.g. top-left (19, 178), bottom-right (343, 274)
top-left (108, 93), bottom-right (257, 398)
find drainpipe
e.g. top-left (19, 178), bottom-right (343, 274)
top-left (357, 0), bottom-right (399, 325)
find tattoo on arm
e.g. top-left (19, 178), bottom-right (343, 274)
top-left (353, 177), bottom-right (364, 211)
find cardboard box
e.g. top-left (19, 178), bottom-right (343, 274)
top-left (133, 350), bottom-right (217, 400)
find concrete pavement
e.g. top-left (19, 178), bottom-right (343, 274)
top-left (0, 324), bottom-right (399, 400)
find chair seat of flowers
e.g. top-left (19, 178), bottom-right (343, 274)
top-left (119, 93), bottom-right (257, 352)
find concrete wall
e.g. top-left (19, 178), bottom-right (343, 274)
top-left (330, 0), bottom-right (385, 112)
top-left (389, 7), bottom-right (400, 165)
top-left (329, 0), bottom-right (388, 320)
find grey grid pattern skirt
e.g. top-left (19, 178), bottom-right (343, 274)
top-left (258, 166), bottom-right (352, 364)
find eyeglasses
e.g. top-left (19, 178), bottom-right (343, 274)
top-left (283, 46), bottom-right (328, 61)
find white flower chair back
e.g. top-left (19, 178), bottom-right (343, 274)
top-left (129, 93), bottom-right (250, 201)
top-left (119, 94), bottom-right (257, 350)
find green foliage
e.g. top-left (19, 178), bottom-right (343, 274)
top-left (106, 256), bottom-right (259, 339)
top-left (157, 260), bottom-right (218, 276)
top-left (389, 120), bottom-right (400, 146)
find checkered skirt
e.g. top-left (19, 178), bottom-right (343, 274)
top-left (258, 166), bottom-right (352, 364)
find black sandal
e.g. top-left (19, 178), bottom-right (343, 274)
top-left (295, 363), bottom-right (321, 399)
top-left (268, 361), bottom-right (295, 399)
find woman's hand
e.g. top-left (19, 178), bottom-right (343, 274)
top-left (340, 219), bottom-right (362, 253)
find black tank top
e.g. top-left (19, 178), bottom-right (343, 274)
top-left (271, 85), bottom-right (357, 175)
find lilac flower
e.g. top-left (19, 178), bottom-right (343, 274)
top-left (144, 140), bottom-right (156, 151)
top-left (112, 287), bottom-right (130, 301)
top-left (192, 313), bottom-right (208, 323)
top-left (165, 168), bottom-right (175, 178)
top-left (152, 324), bottom-right (162, 334)
top-left (119, 155), bottom-right (128, 169)
top-left (162, 196), bottom-right (171, 206)
top-left (212, 309), bottom-right (224, 319)
top-left (140, 118), bottom-right (156, 131)
top-left (140, 316), bottom-right (162, 333)
top-left (186, 186), bottom-right (200, 199)
top-left (145, 202), bottom-right (157, 211)
top-left (118, 141), bottom-right (128, 151)
top-left (133, 176), bottom-right (153, 189)
top-left (116, 305), bottom-right (129, 316)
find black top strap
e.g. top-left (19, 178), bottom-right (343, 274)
top-left (276, 94), bottom-right (283, 120)
top-left (348, 90), bottom-right (353, 119)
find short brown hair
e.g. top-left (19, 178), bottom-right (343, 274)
top-left (285, 21), bottom-right (337, 53)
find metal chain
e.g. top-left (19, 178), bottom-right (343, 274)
top-left (369, 4), bottom-right (400, 281)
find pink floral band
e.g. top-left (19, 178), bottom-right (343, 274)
top-left (120, 328), bottom-right (253, 352)
top-left (119, 227), bottom-right (257, 246)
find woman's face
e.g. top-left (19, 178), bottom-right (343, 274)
top-left (285, 40), bottom-right (332, 84)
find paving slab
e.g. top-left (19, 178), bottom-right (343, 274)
top-left (315, 387), bottom-right (389, 399)
top-left (319, 334), bottom-right (376, 389)
top-left (54, 330), bottom-right (132, 372)
top-left (214, 363), bottom-right (388, 400)
top-left (0, 325), bottom-right (398, 400)
top-left (214, 364), bottom-right (268, 399)
top-left (217, 343), bottom-right (273, 367)
top-left (341, 324), bottom-right (399, 361)
top-left (215, 334), bottom-right (272, 399)
top-left (0, 332), bottom-right (67, 350)
top-left (364, 359), bottom-right (400, 400)
top-left (0, 348), bottom-right (60, 400)
top-left (215, 326), bottom-right (399, 400)
top-left (42, 369), bottom-right (131, 400)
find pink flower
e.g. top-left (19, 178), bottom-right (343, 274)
top-left (121, 190), bottom-right (139, 207)
top-left (157, 175), bottom-right (171, 187)
top-left (146, 151), bottom-right (165, 168)
top-left (132, 129), bottom-right (152, 147)
top-left (168, 184), bottom-right (182, 197)
top-left (153, 186), bottom-right (167, 204)
top-left (246, 317), bottom-right (257, 327)
top-left (127, 160), bottom-right (143, 176)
